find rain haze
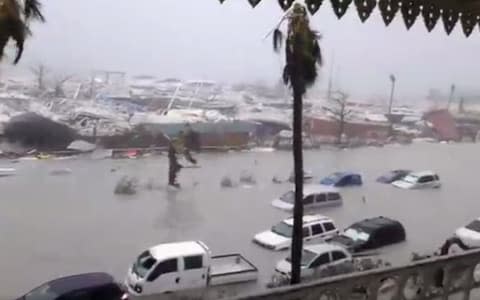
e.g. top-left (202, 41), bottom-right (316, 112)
top-left (6, 0), bottom-right (480, 99)
top-left (3, 1), bottom-right (480, 299)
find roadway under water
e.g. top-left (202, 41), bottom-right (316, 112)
top-left (1, 142), bottom-right (478, 298)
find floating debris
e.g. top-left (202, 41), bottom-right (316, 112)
top-left (272, 176), bottom-right (283, 184)
top-left (239, 171), bottom-right (256, 185)
top-left (220, 176), bottom-right (236, 188)
top-left (144, 178), bottom-right (163, 191)
top-left (114, 176), bottom-right (138, 195)
top-left (49, 168), bottom-right (72, 176)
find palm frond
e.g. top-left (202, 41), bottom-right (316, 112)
top-left (282, 65), bottom-right (290, 85)
top-left (0, 0), bottom-right (43, 64)
top-left (24, 0), bottom-right (45, 21)
top-left (273, 28), bottom-right (284, 52)
top-left (312, 39), bottom-right (322, 66)
top-left (9, 19), bottom-right (27, 64)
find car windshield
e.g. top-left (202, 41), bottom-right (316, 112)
top-left (343, 228), bottom-right (370, 242)
top-left (466, 220), bottom-right (480, 232)
top-left (286, 249), bottom-right (317, 266)
top-left (132, 250), bottom-right (157, 278)
top-left (320, 173), bottom-right (341, 185)
top-left (280, 191), bottom-right (295, 203)
top-left (25, 284), bottom-right (58, 300)
top-left (402, 174), bottom-right (418, 184)
top-left (271, 222), bottom-right (293, 237)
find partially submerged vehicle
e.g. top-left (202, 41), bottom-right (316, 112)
top-left (253, 214), bottom-right (339, 251)
top-left (125, 241), bottom-right (258, 298)
top-left (440, 218), bottom-right (480, 255)
top-left (376, 169), bottom-right (411, 184)
top-left (16, 273), bottom-right (127, 300)
top-left (275, 244), bottom-right (352, 279)
top-left (0, 167), bottom-right (15, 177)
top-left (288, 170), bottom-right (314, 183)
top-left (319, 172), bottom-right (363, 187)
top-left (272, 185), bottom-right (343, 211)
top-left (330, 216), bottom-right (406, 253)
top-left (392, 170), bottom-right (441, 189)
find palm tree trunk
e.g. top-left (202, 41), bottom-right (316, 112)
top-left (290, 81), bottom-right (304, 284)
top-left (290, 33), bottom-right (305, 283)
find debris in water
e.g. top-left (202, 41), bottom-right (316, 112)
top-left (220, 176), bottom-right (236, 188)
top-left (272, 176), bottom-right (283, 184)
top-left (144, 178), bottom-right (163, 191)
top-left (49, 168), bottom-right (72, 176)
top-left (239, 171), bottom-right (256, 185)
top-left (114, 176), bottom-right (138, 195)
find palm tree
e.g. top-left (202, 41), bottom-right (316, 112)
top-left (0, 0), bottom-right (44, 64)
top-left (273, 3), bottom-right (322, 285)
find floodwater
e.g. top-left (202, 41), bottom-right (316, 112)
top-left (1, 142), bottom-right (479, 298)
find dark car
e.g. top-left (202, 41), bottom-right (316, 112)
top-left (330, 216), bottom-right (406, 252)
top-left (319, 172), bottom-right (363, 187)
top-left (376, 169), bottom-right (411, 184)
top-left (17, 273), bottom-right (127, 300)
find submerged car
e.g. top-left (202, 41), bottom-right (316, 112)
top-left (392, 171), bottom-right (441, 189)
top-left (288, 170), bottom-right (314, 183)
top-left (440, 218), bottom-right (480, 255)
top-left (272, 185), bottom-right (343, 211)
top-left (16, 273), bottom-right (127, 300)
top-left (253, 214), bottom-right (339, 250)
top-left (319, 172), bottom-right (363, 187)
top-left (376, 170), bottom-right (411, 184)
top-left (275, 243), bottom-right (352, 279)
top-left (330, 216), bottom-right (406, 253)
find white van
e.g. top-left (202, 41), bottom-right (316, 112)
top-left (253, 214), bottom-right (339, 250)
top-left (275, 243), bottom-right (352, 279)
top-left (392, 170), bottom-right (441, 189)
top-left (272, 185), bottom-right (343, 211)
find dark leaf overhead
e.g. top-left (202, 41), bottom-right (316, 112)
top-left (305, 0), bottom-right (323, 14)
top-left (355, 0), bottom-right (376, 22)
top-left (422, 3), bottom-right (441, 32)
top-left (219, 0), bottom-right (480, 36)
top-left (278, 0), bottom-right (295, 10)
top-left (331, 0), bottom-right (353, 18)
top-left (400, 0), bottom-right (421, 29)
top-left (442, 8), bottom-right (460, 34)
top-left (378, 0), bottom-right (400, 26)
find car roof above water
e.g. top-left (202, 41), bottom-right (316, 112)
top-left (408, 170), bottom-right (438, 177)
top-left (304, 243), bottom-right (348, 255)
top-left (283, 214), bottom-right (333, 226)
top-left (302, 185), bottom-right (340, 195)
top-left (351, 216), bottom-right (404, 231)
top-left (27, 273), bottom-right (116, 297)
top-left (149, 241), bottom-right (208, 261)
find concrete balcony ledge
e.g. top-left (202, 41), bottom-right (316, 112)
top-left (236, 248), bottom-right (480, 300)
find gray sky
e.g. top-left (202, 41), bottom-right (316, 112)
top-left (7, 0), bottom-right (480, 100)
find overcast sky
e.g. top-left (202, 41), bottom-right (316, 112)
top-left (5, 0), bottom-right (480, 100)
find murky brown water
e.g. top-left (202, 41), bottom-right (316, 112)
top-left (1, 143), bottom-right (478, 298)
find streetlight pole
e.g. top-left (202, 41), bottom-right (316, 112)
top-left (447, 84), bottom-right (455, 111)
top-left (387, 74), bottom-right (396, 137)
top-left (388, 74), bottom-right (396, 115)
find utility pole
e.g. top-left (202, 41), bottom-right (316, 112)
top-left (388, 74), bottom-right (396, 114)
top-left (387, 74), bottom-right (396, 137)
top-left (326, 53), bottom-right (335, 100)
top-left (447, 84), bottom-right (455, 111)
